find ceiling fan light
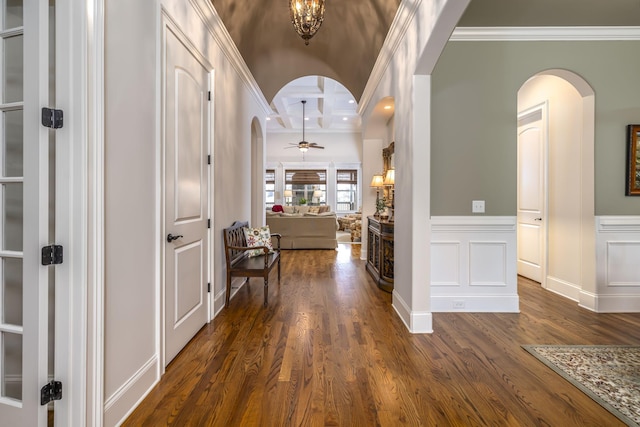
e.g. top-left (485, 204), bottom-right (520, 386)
top-left (299, 146), bottom-right (309, 153)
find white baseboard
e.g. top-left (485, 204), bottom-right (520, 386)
top-left (105, 355), bottom-right (159, 426)
top-left (545, 276), bottom-right (580, 302)
top-left (584, 293), bottom-right (640, 313)
top-left (392, 290), bottom-right (433, 333)
top-left (431, 295), bottom-right (519, 312)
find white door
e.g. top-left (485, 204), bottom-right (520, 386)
top-left (517, 104), bottom-right (547, 284)
top-left (0, 0), bottom-right (51, 425)
top-left (164, 26), bottom-right (210, 365)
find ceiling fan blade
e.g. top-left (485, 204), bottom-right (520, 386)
top-left (310, 145), bottom-right (325, 149)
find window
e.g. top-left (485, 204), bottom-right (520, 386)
top-left (285, 169), bottom-right (326, 205)
top-left (265, 169), bottom-right (275, 208)
top-left (336, 169), bottom-right (357, 212)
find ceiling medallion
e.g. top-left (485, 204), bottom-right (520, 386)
top-left (289, 0), bottom-right (325, 45)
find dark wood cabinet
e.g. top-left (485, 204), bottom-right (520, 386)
top-left (366, 216), bottom-right (394, 292)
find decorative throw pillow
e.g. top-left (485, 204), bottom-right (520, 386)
top-left (297, 205), bottom-right (310, 214)
top-left (243, 226), bottom-right (274, 257)
top-left (318, 205), bottom-right (330, 213)
top-left (283, 206), bottom-right (294, 214)
top-left (272, 204), bottom-right (283, 212)
top-left (308, 206), bottom-right (320, 214)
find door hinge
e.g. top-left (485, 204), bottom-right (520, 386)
top-left (208, 282), bottom-right (211, 293)
top-left (41, 380), bottom-right (62, 405)
top-left (207, 91), bottom-right (211, 101)
top-left (41, 245), bottom-right (63, 265)
top-left (207, 155), bottom-right (211, 165)
top-left (207, 219), bottom-right (211, 229)
top-left (41, 107), bottom-right (63, 129)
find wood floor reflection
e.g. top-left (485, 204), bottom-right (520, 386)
top-left (123, 244), bottom-right (640, 426)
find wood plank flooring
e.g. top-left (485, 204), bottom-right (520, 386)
top-left (123, 244), bottom-right (640, 426)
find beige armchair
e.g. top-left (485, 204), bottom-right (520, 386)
top-left (350, 219), bottom-right (362, 242)
top-left (337, 211), bottom-right (362, 231)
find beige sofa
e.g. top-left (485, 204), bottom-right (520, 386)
top-left (266, 213), bottom-right (338, 249)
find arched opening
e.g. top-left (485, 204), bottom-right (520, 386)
top-left (251, 117), bottom-right (265, 227)
top-left (517, 69), bottom-right (595, 304)
top-left (361, 96), bottom-right (395, 260)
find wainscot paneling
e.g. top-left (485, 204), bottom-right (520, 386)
top-left (431, 216), bottom-right (518, 312)
top-left (594, 216), bottom-right (640, 312)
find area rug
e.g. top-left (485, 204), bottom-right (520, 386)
top-left (522, 345), bottom-right (640, 426)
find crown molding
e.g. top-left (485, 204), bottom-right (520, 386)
top-left (358, 0), bottom-right (422, 116)
top-left (451, 26), bottom-right (640, 41)
top-left (189, 0), bottom-right (271, 117)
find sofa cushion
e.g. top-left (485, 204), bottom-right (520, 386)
top-left (243, 225), bottom-right (274, 257)
top-left (308, 206), bottom-right (320, 214)
top-left (318, 205), bottom-right (330, 213)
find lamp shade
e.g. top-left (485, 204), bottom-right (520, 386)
top-left (284, 190), bottom-right (293, 197)
top-left (313, 190), bottom-right (322, 198)
top-left (370, 174), bottom-right (384, 188)
top-left (383, 169), bottom-right (395, 186)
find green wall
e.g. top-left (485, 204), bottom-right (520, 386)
top-left (431, 40), bottom-right (640, 216)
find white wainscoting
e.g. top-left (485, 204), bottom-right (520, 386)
top-left (431, 216), bottom-right (519, 312)
top-left (593, 216), bottom-right (640, 312)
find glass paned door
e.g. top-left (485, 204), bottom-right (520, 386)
top-left (0, 0), bottom-right (51, 425)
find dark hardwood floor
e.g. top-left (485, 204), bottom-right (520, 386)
top-left (123, 244), bottom-right (640, 426)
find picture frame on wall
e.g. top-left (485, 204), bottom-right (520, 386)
top-left (626, 124), bottom-right (640, 196)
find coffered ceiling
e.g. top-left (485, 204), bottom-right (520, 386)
top-left (212, 0), bottom-right (639, 132)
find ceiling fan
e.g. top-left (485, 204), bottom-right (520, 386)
top-left (286, 100), bottom-right (325, 152)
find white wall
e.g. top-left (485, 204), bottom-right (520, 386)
top-left (361, 139), bottom-right (385, 258)
top-left (359, 0), bottom-right (470, 332)
top-left (266, 131), bottom-right (362, 163)
top-left (103, 0), bottom-right (270, 424)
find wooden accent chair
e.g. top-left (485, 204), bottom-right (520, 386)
top-left (222, 221), bottom-right (281, 308)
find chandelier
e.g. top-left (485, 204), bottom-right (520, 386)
top-left (289, 0), bottom-right (325, 45)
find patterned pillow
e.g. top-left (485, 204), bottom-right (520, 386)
top-left (318, 205), bottom-right (330, 213)
top-left (308, 206), bottom-right (320, 214)
top-left (243, 226), bottom-right (274, 257)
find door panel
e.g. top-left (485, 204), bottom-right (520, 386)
top-left (0, 0), bottom-right (50, 425)
top-left (164, 27), bottom-right (209, 365)
top-left (517, 106), bottom-right (546, 283)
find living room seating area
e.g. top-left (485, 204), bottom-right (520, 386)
top-left (266, 205), bottom-right (338, 249)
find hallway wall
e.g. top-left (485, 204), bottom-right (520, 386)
top-left (103, 0), bottom-right (270, 424)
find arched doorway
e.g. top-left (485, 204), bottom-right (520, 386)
top-left (251, 117), bottom-right (265, 227)
top-left (517, 70), bottom-right (595, 303)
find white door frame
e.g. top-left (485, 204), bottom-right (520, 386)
top-left (54, 0), bottom-right (104, 425)
top-left (516, 69), bottom-right (597, 308)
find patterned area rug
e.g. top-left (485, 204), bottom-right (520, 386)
top-left (522, 345), bottom-right (640, 426)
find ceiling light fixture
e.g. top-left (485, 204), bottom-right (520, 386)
top-left (289, 0), bottom-right (325, 45)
